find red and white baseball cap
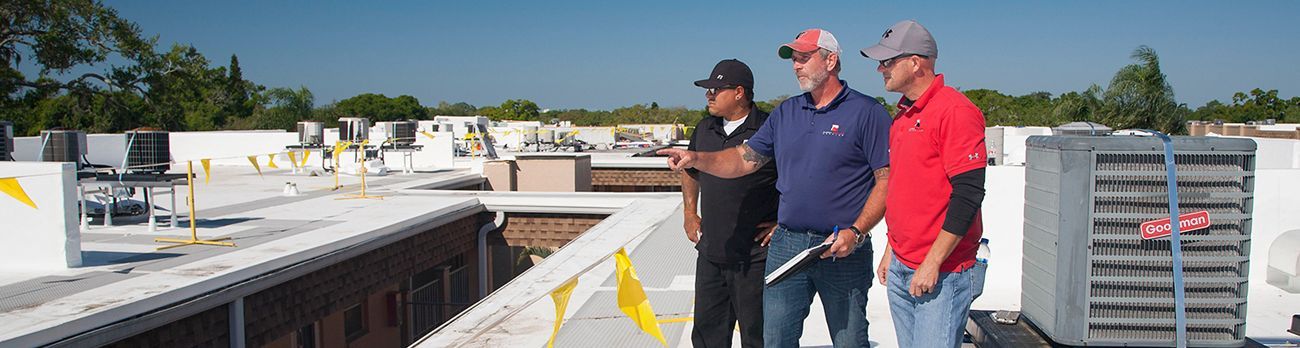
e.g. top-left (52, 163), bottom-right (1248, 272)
top-left (778, 28), bottom-right (841, 59)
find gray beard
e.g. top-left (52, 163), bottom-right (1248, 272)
top-left (798, 69), bottom-right (829, 92)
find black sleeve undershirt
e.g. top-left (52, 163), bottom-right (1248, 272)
top-left (942, 168), bottom-right (986, 236)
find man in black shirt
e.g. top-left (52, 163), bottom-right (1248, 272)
top-left (683, 59), bottom-right (779, 347)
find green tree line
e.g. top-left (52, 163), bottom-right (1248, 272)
top-left (4, 1), bottom-right (1297, 137)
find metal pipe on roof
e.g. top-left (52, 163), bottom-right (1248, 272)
top-left (228, 297), bottom-right (245, 348)
top-left (479, 211), bottom-right (506, 298)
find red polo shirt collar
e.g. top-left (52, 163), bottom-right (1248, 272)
top-left (896, 74), bottom-right (946, 117)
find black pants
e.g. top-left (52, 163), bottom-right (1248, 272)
top-left (692, 256), bottom-right (765, 348)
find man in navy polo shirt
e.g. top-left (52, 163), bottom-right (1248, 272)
top-left (660, 28), bottom-right (891, 348)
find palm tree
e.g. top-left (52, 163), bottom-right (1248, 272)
top-left (517, 246), bottom-right (555, 266)
top-left (1098, 46), bottom-right (1186, 134)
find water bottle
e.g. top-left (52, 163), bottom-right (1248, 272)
top-left (973, 238), bottom-right (990, 300)
top-left (976, 238), bottom-right (990, 263)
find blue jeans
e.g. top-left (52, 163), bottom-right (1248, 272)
top-left (763, 226), bottom-right (872, 348)
top-left (885, 255), bottom-right (975, 348)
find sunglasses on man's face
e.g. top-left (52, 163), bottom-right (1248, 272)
top-left (705, 86), bottom-right (738, 97)
top-left (879, 54), bottom-right (926, 69)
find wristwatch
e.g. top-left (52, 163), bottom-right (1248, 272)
top-left (848, 225), bottom-right (868, 247)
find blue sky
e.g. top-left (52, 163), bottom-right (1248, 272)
top-left (100, 0), bottom-right (1299, 110)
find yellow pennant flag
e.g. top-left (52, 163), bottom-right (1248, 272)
top-left (247, 156), bottom-right (263, 177)
top-left (419, 131), bottom-right (436, 140)
top-left (332, 141), bottom-right (351, 158)
top-left (286, 151), bottom-right (298, 168)
top-left (266, 154), bottom-right (279, 169)
top-left (614, 248), bottom-right (667, 347)
top-left (200, 159), bottom-right (212, 184)
top-left (0, 177), bottom-right (37, 209)
top-left (300, 151), bottom-right (311, 167)
top-left (547, 278), bottom-right (579, 348)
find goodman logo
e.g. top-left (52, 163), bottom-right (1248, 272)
top-left (1140, 210), bottom-right (1211, 240)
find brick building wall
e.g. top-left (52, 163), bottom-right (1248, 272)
top-left (495, 213), bottom-right (608, 249)
top-left (591, 168), bottom-right (681, 192)
top-left (103, 304), bottom-right (230, 348)
top-left (242, 213), bottom-right (485, 347)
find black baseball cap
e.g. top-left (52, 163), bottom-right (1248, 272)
top-left (694, 59), bottom-right (754, 89)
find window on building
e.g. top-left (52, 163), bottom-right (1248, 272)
top-left (295, 322), bottom-right (318, 348)
top-left (344, 302), bottom-right (368, 342)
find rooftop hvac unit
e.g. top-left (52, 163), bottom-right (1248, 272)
top-left (124, 129), bottom-right (171, 174)
top-left (1022, 135), bottom-right (1255, 347)
top-left (338, 117), bottom-right (370, 142)
top-left (297, 121), bottom-right (325, 146)
top-left (40, 129), bottom-right (87, 169)
top-left (379, 120), bottom-right (416, 145)
top-left (523, 126), bottom-right (539, 144)
top-left (538, 129), bottom-right (555, 144)
top-left (0, 121), bottom-right (12, 161)
top-left (1053, 121), bottom-right (1113, 136)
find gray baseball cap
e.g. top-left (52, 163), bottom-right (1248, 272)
top-left (860, 20), bottom-right (938, 60)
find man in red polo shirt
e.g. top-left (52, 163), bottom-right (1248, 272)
top-left (861, 20), bottom-right (987, 347)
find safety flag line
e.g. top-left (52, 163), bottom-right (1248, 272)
top-left (0, 177), bottom-right (38, 209)
top-left (547, 277), bottom-right (579, 348)
top-left (286, 152), bottom-right (298, 169)
top-left (299, 151), bottom-right (310, 167)
top-left (266, 154), bottom-right (279, 169)
top-left (200, 159), bottom-right (212, 184)
top-left (246, 156), bottom-right (263, 177)
top-left (614, 248), bottom-right (668, 347)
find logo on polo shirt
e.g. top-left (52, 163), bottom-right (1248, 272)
top-left (822, 124), bottom-right (845, 137)
top-left (968, 152), bottom-right (981, 161)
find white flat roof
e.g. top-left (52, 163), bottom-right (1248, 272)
top-left (0, 165), bottom-right (486, 346)
top-left (421, 165), bottom-right (1300, 347)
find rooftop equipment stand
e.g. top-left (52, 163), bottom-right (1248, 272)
top-left (155, 161), bottom-right (236, 250)
top-left (337, 140), bottom-right (382, 200)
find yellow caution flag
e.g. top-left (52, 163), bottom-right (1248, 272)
top-left (614, 248), bottom-right (667, 347)
top-left (286, 151), bottom-right (298, 169)
top-left (300, 151), bottom-right (311, 167)
top-left (266, 154), bottom-right (279, 169)
top-left (247, 156), bottom-right (263, 177)
top-left (419, 131), bottom-right (436, 140)
top-left (332, 141), bottom-right (351, 158)
top-left (0, 177), bottom-right (37, 209)
top-left (547, 277), bottom-right (579, 348)
top-left (200, 159), bottom-right (212, 184)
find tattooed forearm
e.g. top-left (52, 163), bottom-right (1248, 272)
top-left (874, 167), bottom-right (890, 181)
top-left (741, 144), bottom-right (771, 167)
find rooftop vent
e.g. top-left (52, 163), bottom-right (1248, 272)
top-left (124, 129), bottom-right (171, 174)
top-left (1022, 135), bottom-right (1255, 347)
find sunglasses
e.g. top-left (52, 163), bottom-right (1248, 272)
top-left (879, 54), bottom-right (927, 69)
top-left (705, 86), bottom-right (738, 97)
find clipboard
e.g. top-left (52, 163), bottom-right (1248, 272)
top-left (764, 227), bottom-right (839, 287)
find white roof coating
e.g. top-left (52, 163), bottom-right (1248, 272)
top-left (0, 164), bottom-right (487, 346)
top-left (422, 165), bottom-right (1300, 347)
top-left (3, 132), bottom-right (1299, 347)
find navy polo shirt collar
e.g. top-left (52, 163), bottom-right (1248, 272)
top-left (799, 80), bottom-right (853, 112)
